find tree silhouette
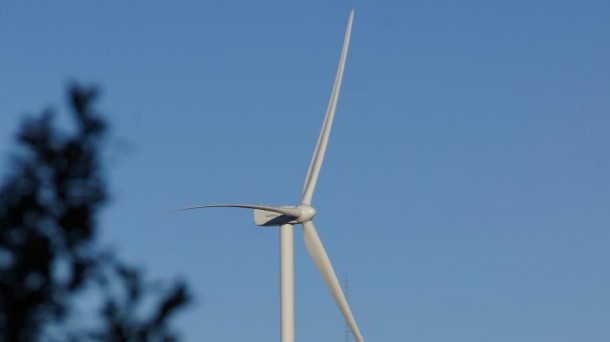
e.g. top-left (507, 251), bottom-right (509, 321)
top-left (0, 85), bottom-right (190, 341)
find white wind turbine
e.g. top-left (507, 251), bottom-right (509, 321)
top-left (177, 10), bottom-right (363, 342)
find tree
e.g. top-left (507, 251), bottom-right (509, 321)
top-left (0, 85), bottom-right (190, 341)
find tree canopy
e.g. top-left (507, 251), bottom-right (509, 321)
top-left (0, 85), bottom-right (190, 341)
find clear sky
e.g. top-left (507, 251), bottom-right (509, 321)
top-left (2, 1), bottom-right (610, 341)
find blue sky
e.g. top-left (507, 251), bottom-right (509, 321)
top-left (2, 1), bottom-right (610, 341)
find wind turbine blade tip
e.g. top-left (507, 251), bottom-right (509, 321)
top-left (171, 205), bottom-right (207, 212)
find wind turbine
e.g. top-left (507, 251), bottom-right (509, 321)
top-left (177, 10), bottom-right (363, 342)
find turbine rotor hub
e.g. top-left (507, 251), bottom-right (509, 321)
top-left (296, 204), bottom-right (316, 222)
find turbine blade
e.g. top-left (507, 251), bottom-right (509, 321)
top-left (302, 220), bottom-right (364, 342)
top-left (302, 10), bottom-right (354, 205)
top-left (173, 204), bottom-right (302, 218)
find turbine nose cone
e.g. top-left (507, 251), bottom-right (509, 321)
top-left (297, 205), bottom-right (316, 222)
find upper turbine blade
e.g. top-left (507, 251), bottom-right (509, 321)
top-left (173, 204), bottom-right (302, 218)
top-left (302, 10), bottom-right (354, 205)
top-left (302, 220), bottom-right (364, 342)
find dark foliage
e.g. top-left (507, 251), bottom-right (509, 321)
top-left (0, 85), bottom-right (190, 341)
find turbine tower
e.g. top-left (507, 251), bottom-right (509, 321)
top-left (177, 10), bottom-right (363, 342)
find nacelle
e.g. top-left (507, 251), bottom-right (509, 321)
top-left (254, 205), bottom-right (316, 226)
